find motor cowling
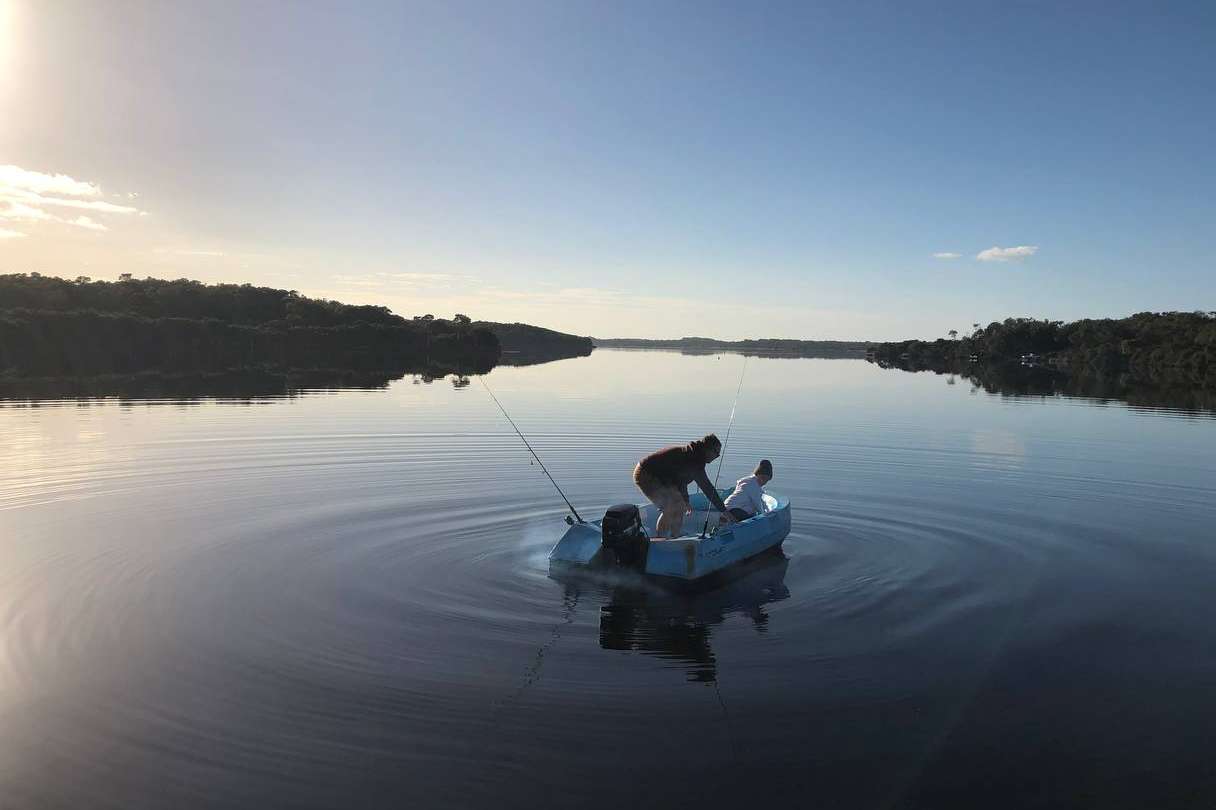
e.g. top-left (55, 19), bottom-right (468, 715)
top-left (600, 503), bottom-right (649, 569)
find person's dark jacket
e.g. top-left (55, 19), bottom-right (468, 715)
top-left (637, 437), bottom-right (729, 512)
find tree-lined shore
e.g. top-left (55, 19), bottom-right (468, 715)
top-left (478, 321), bottom-right (593, 364)
top-left (0, 274), bottom-right (590, 378)
top-left (866, 313), bottom-right (1216, 388)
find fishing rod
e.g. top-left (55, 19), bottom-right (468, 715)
top-left (478, 376), bottom-right (584, 524)
top-left (701, 356), bottom-right (748, 538)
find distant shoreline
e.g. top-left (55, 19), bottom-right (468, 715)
top-left (593, 337), bottom-right (869, 358)
top-left (595, 345), bottom-right (864, 360)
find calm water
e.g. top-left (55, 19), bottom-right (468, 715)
top-left (3, 351), bottom-right (1215, 809)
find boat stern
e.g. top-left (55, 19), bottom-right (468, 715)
top-left (548, 520), bottom-right (603, 565)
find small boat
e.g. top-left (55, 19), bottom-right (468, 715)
top-left (549, 489), bottom-right (791, 582)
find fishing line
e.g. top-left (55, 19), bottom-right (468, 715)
top-left (701, 356), bottom-right (749, 537)
top-left (712, 678), bottom-right (739, 764)
top-left (485, 584), bottom-right (581, 763)
top-left (479, 376), bottom-right (583, 523)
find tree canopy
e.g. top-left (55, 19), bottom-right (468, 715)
top-left (867, 313), bottom-right (1216, 388)
top-left (0, 274), bottom-right (499, 377)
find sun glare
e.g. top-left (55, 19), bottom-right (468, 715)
top-left (0, 0), bottom-right (24, 113)
top-left (0, 1), bottom-right (14, 79)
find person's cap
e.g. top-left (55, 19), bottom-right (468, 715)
top-left (755, 459), bottom-right (773, 477)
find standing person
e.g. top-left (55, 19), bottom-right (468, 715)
top-left (722, 459), bottom-right (773, 522)
top-left (633, 434), bottom-right (737, 538)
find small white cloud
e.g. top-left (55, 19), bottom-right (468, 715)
top-left (0, 227), bottom-right (27, 240)
top-left (0, 165), bottom-right (101, 197)
top-left (977, 245), bottom-right (1038, 262)
top-left (933, 252), bottom-right (961, 259)
top-left (70, 216), bottom-right (108, 232)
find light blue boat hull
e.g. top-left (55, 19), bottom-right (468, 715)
top-left (549, 490), bottom-right (791, 581)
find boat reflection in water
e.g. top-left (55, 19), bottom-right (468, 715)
top-left (552, 550), bottom-right (790, 683)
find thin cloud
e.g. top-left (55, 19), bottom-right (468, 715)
top-left (0, 200), bottom-right (54, 221)
top-left (32, 194), bottom-right (139, 215)
top-left (331, 271), bottom-right (462, 288)
top-left (332, 274), bottom-right (386, 287)
top-left (476, 285), bottom-right (632, 308)
top-left (0, 164), bottom-right (143, 234)
top-left (70, 216), bottom-right (108, 232)
top-left (0, 227), bottom-right (27, 240)
top-left (153, 248), bottom-right (226, 257)
top-left (381, 272), bottom-right (455, 282)
top-left (977, 245), bottom-right (1038, 262)
top-left (3, 187), bottom-right (140, 214)
top-left (932, 252), bottom-right (961, 259)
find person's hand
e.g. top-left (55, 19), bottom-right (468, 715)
top-left (721, 510), bottom-right (738, 523)
top-left (684, 503), bottom-right (694, 516)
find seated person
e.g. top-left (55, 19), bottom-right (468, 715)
top-left (721, 459), bottom-right (773, 522)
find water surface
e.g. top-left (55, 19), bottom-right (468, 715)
top-left (3, 351), bottom-right (1215, 808)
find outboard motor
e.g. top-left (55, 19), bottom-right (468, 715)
top-left (600, 503), bottom-right (650, 569)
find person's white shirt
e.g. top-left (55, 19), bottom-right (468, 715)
top-left (723, 475), bottom-right (768, 516)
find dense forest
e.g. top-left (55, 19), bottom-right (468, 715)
top-left (0, 274), bottom-right (501, 377)
top-left (867, 312), bottom-right (1216, 388)
top-left (594, 336), bottom-right (868, 357)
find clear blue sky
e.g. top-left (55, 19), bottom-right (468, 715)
top-left (2, 0), bottom-right (1213, 339)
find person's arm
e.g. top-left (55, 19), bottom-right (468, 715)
top-left (693, 467), bottom-right (730, 513)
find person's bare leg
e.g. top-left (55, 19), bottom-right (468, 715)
top-left (655, 509), bottom-right (672, 538)
top-left (668, 506), bottom-right (686, 538)
top-left (654, 489), bottom-right (684, 538)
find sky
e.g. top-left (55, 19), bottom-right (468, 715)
top-left (1, 0), bottom-right (1213, 340)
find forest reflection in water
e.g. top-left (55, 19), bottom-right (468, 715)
top-left (1, 368), bottom-right (488, 404)
top-left (878, 360), bottom-right (1216, 416)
